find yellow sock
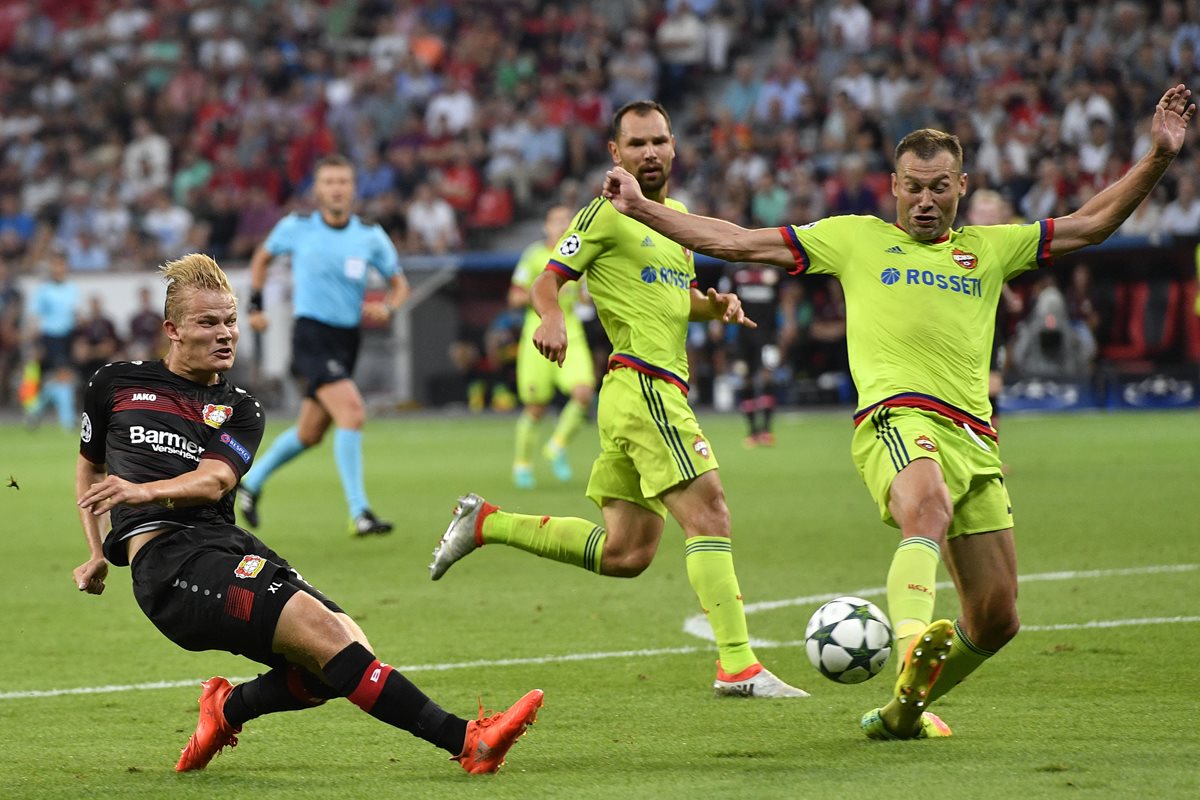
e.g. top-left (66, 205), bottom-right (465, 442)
top-left (926, 619), bottom-right (995, 704)
top-left (685, 536), bottom-right (756, 675)
top-left (550, 398), bottom-right (587, 448)
top-left (886, 536), bottom-right (940, 671)
top-left (514, 411), bottom-right (538, 465)
top-left (482, 510), bottom-right (605, 573)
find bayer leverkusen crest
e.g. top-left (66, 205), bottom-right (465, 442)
top-left (202, 403), bottom-right (233, 428)
top-left (951, 249), bottom-right (978, 269)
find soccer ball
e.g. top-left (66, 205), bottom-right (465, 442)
top-left (804, 596), bottom-right (894, 684)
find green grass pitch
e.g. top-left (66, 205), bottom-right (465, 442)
top-left (1, 408), bottom-right (1197, 799)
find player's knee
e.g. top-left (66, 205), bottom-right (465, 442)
top-left (297, 429), bottom-right (324, 448)
top-left (601, 549), bottom-right (653, 577)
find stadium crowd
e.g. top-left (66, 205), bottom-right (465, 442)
top-left (2, 0), bottom-right (1200, 409)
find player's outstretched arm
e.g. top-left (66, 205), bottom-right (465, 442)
top-left (531, 269), bottom-right (569, 366)
top-left (602, 167), bottom-right (797, 269)
top-left (73, 455), bottom-right (109, 594)
top-left (1052, 84), bottom-right (1194, 256)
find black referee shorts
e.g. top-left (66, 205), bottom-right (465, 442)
top-left (130, 524), bottom-right (343, 669)
top-left (290, 317), bottom-right (360, 398)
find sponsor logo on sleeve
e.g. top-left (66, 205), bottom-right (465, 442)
top-left (220, 432), bottom-right (252, 463)
top-left (233, 555), bottom-right (265, 579)
top-left (202, 403), bottom-right (233, 428)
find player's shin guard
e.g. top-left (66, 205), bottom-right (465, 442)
top-left (222, 665), bottom-right (333, 727)
top-left (685, 536), bottom-right (756, 675)
top-left (482, 510), bottom-right (606, 573)
top-left (324, 642), bottom-right (467, 755)
top-left (925, 619), bottom-right (997, 704)
top-left (887, 536), bottom-right (941, 671)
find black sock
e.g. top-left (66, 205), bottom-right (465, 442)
top-left (323, 642), bottom-right (468, 755)
top-left (223, 665), bottom-right (327, 727)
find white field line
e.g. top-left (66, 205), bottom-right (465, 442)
top-left (684, 563), bottom-right (1199, 643)
top-left (3, 564), bottom-right (1197, 702)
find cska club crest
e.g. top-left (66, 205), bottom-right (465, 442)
top-left (951, 249), bottom-right (978, 269)
top-left (202, 403), bottom-right (233, 428)
top-left (693, 436), bottom-right (711, 459)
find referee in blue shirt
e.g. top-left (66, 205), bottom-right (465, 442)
top-left (239, 155), bottom-right (410, 536)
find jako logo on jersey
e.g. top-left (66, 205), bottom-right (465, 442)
top-left (132, 392), bottom-right (157, 401)
top-left (234, 555), bottom-right (265, 579)
top-left (881, 267), bottom-right (902, 285)
top-left (693, 436), bottom-right (710, 459)
top-left (558, 233), bottom-right (581, 256)
top-left (641, 266), bottom-right (658, 283)
top-left (952, 249), bottom-right (978, 269)
top-left (220, 432), bottom-right (252, 463)
top-left (904, 269), bottom-right (982, 297)
top-left (914, 434), bottom-right (938, 452)
top-left (129, 425), bottom-right (203, 461)
top-left (202, 403), bottom-right (233, 428)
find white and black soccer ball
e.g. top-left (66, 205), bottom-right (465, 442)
top-left (804, 596), bottom-right (893, 684)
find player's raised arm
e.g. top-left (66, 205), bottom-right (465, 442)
top-left (530, 269), bottom-right (569, 366)
top-left (691, 286), bottom-right (758, 329)
top-left (603, 166), bottom-right (797, 268)
top-left (1051, 84), bottom-right (1194, 257)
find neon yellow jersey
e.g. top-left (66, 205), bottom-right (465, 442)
top-left (779, 214), bottom-right (1053, 434)
top-left (548, 197), bottom-right (696, 392)
top-left (511, 239), bottom-right (585, 345)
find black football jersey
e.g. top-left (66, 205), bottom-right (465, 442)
top-left (79, 360), bottom-right (264, 566)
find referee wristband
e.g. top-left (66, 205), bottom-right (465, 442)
top-left (248, 289), bottom-right (264, 313)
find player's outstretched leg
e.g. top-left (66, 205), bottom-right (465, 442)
top-left (429, 493), bottom-right (491, 580)
top-left (713, 662), bottom-right (810, 698)
top-left (176, 677), bottom-right (242, 771)
top-left (861, 619), bottom-right (954, 740)
top-left (453, 689), bottom-right (545, 774)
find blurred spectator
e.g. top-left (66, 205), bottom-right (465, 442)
top-left (1065, 262), bottom-right (1101, 360)
top-left (356, 149), bottom-right (395, 202)
top-left (828, 0), bottom-right (873, 54)
top-left (0, 194), bottom-right (36, 258)
top-left (73, 294), bottom-right (121, 381)
top-left (1159, 174), bottom-right (1200, 235)
top-left (425, 73), bottom-right (477, 136)
top-left (65, 230), bottom-right (110, 272)
top-left (607, 30), bottom-right (658, 108)
top-left (719, 58), bottom-right (760, 123)
top-left (121, 118), bottom-right (171, 195)
top-left (656, 1), bottom-right (706, 103)
top-left (126, 285), bottom-right (165, 361)
top-left (406, 181), bottom-right (460, 254)
top-left (229, 186), bottom-right (281, 261)
top-left (141, 189), bottom-right (194, 259)
top-left (438, 142), bottom-right (483, 217)
top-left (518, 107), bottom-right (566, 200)
top-left (754, 57), bottom-right (810, 124)
top-left (829, 154), bottom-right (879, 216)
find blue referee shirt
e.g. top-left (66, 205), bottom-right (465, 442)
top-left (264, 213), bottom-right (401, 328)
top-left (32, 279), bottom-right (79, 336)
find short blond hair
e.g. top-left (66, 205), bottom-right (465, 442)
top-left (160, 253), bottom-right (234, 323)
